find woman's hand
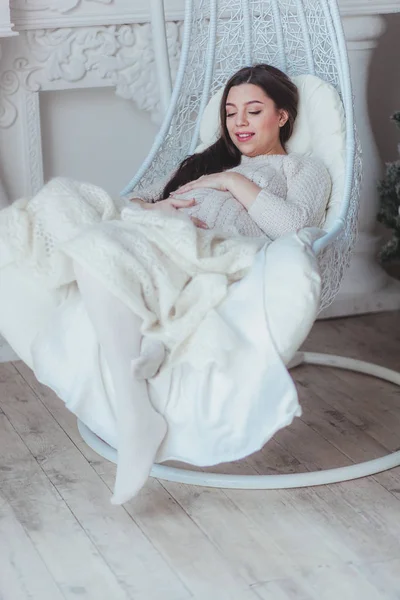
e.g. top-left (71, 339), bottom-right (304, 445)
top-left (133, 197), bottom-right (208, 229)
top-left (171, 172), bottom-right (261, 211)
top-left (146, 197), bottom-right (196, 213)
top-left (190, 217), bottom-right (209, 230)
top-left (171, 173), bottom-right (232, 196)
top-left (128, 197), bottom-right (147, 207)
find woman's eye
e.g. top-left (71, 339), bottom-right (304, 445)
top-left (226, 110), bottom-right (261, 118)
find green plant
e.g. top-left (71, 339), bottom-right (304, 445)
top-left (377, 112), bottom-right (400, 261)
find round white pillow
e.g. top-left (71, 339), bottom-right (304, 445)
top-left (196, 74), bottom-right (346, 228)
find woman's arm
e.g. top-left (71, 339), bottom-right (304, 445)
top-left (124, 173), bottom-right (172, 204)
top-left (171, 157), bottom-right (331, 239)
top-left (171, 172), bottom-right (261, 208)
top-left (246, 158), bottom-right (331, 239)
top-left (128, 195), bottom-right (209, 229)
top-left (224, 173), bottom-right (261, 210)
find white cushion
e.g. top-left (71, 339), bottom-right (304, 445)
top-left (263, 228), bottom-right (322, 364)
top-left (196, 74), bottom-right (346, 229)
top-left (0, 264), bottom-right (70, 368)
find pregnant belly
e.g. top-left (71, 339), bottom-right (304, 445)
top-left (176, 188), bottom-right (265, 237)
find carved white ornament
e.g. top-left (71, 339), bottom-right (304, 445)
top-left (0, 57), bottom-right (40, 128)
top-left (11, 0), bottom-right (113, 15)
top-left (0, 22), bottom-right (182, 129)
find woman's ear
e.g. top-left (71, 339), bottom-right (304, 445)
top-left (279, 110), bottom-right (289, 127)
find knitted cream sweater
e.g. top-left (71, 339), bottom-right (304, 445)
top-left (135, 153), bottom-right (332, 240)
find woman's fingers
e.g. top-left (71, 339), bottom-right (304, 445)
top-left (190, 217), bottom-right (208, 229)
top-left (169, 197), bottom-right (196, 208)
top-left (172, 183), bottom-right (196, 195)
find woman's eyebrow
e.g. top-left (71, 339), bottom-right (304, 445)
top-left (225, 100), bottom-right (264, 107)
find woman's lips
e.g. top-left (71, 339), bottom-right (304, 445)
top-left (235, 132), bottom-right (255, 142)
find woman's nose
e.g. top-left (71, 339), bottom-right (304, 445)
top-left (235, 111), bottom-right (248, 127)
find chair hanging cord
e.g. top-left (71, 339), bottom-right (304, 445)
top-left (312, 0), bottom-right (356, 254)
top-left (120, 0), bottom-right (194, 196)
top-left (297, 0), bottom-right (315, 75)
top-left (271, 0), bottom-right (287, 73)
top-left (189, 0), bottom-right (219, 155)
top-left (242, 0), bottom-right (253, 65)
top-left (320, 0), bottom-right (344, 91)
top-left (150, 0), bottom-right (173, 114)
top-left (328, 0), bottom-right (355, 226)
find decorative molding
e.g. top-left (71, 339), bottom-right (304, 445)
top-left (23, 89), bottom-right (44, 193)
top-left (0, 49), bottom-right (44, 193)
top-left (10, 0), bottom-right (400, 32)
top-left (0, 56), bottom-right (41, 128)
top-left (0, 27), bottom-right (18, 38)
top-left (11, 0), bottom-right (186, 30)
top-left (0, 1), bottom-right (18, 37)
top-left (0, 20), bottom-right (182, 195)
top-left (0, 69), bottom-right (19, 128)
top-left (338, 0), bottom-right (400, 17)
top-left (342, 14), bottom-right (387, 50)
top-left (0, 23), bottom-right (182, 131)
top-left (12, 0), bottom-right (113, 15)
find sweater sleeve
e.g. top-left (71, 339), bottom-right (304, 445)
top-left (124, 172), bottom-right (173, 204)
top-left (247, 156), bottom-right (332, 239)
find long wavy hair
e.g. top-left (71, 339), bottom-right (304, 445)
top-left (160, 63), bottom-right (298, 200)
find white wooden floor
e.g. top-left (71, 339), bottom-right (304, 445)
top-left (1, 311), bottom-right (400, 600)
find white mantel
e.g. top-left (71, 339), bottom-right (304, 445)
top-left (1, 0), bottom-right (399, 318)
top-left (338, 0), bottom-right (400, 15)
top-left (6, 0), bottom-right (400, 26)
top-left (0, 2), bottom-right (16, 38)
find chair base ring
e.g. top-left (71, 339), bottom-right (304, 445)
top-left (77, 352), bottom-right (400, 489)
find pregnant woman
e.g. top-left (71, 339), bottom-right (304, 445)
top-left (0, 64), bottom-right (331, 504)
top-left (130, 64), bottom-right (330, 241)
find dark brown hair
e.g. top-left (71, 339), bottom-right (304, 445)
top-left (161, 64), bottom-right (298, 199)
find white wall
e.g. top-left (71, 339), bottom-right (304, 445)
top-left (40, 87), bottom-right (157, 198)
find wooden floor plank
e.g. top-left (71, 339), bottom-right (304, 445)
top-left (0, 411), bottom-right (128, 600)
top-left (359, 558), bottom-right (400, 599)
top-left (12, 363), bottom-right (259, 600)
top-left (160, 479), bottom-right (301, 586)
top-left (294, 364), bottom-right (400, 452)
top-left (294, 377), bottom-right (400, 500)
top-left (224, 485), bottom-right (366, 569)
top-left (122, 478), bottom-right (260, 600)
top-left (0, 362), bottom-right (190, 600)
top-left (251, 577), bottom-right (312, 600)
top-left (161, 442), bottom-right (356, 583)
top-left (26, 367), bottom-right (354, 587)
top-left (279, 482), bottom-right (400, 564)
top-left (303, 314), bottom-right (400, 380)
top-left (0, 492), bottom-right (64, 600)
top-left (254, 563), bottom-right (386, 600)
top-left (296, 383), bottom-right (390, 463)
top-left (315, 478), bottom-right (400, 560)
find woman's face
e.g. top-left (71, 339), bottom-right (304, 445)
top-left (225, 83), bottom-right (288, 157)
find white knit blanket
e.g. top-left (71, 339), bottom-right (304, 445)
top-left (0, 178), bottom-right (268, 371)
